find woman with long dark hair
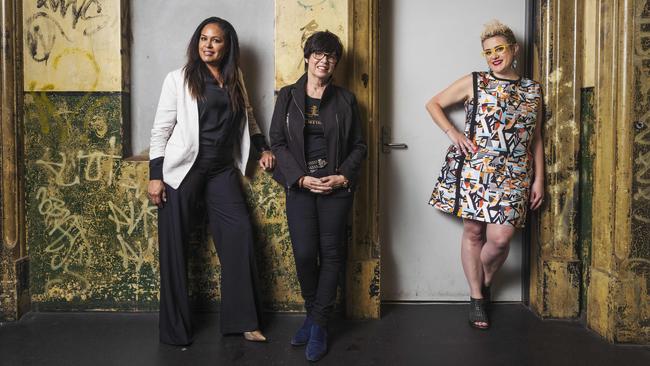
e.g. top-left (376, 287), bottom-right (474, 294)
top-left (426, 20), bottom-right (544, 329)
top-left (148, 17), bottom-right (274, 345)
top-left (270, 31), bottom-right (367, 362)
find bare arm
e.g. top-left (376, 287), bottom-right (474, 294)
top-left (425, 74), bottom-right (477, 155)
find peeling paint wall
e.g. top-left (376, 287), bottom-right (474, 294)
top-left (530, 0), bottom-right (582, 319)
top-left (24, 0), bottom-right (123, 91)
top-left (274, 0), bottom-right (348, 88)
top-left (10, 0), bottom-right (374, 320)
top-left (1, 0), bottom-right (27, 322)
top-left (620, 0), bottom-right (650, 343)
top-left (273, 0), bottom-right (381, 318)
top-left (579, 87), bottom-right (594, 314)
top-left (22, 0), bottom-right (304, 312)
top-left (23, 91), bottom-right (163, 308)
top-left (344, 0), bottom-right (380, 319)
top-left (532, 0), bottom-right (649, 344)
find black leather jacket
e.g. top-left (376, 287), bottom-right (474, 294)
top-left (270, 73), bottom-right (367, 189)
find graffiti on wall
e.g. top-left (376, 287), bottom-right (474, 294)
top-left (275, 0), bottom-right (348, 88)
top-left (35, 185), bottom-right (92, 297)
top-left (24, 0), bottom-right (122, 91)
top-left (631, 1), bottom-right (650, 271)
top-left (22, 0), bottom-right (304, 311)
top-left (24, 92), bottom-right (160, 306)
top-left (24, 91), bottom-right (301, 309)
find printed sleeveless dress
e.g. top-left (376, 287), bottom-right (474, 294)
top-left (429, 71), bottom-right (542, 228)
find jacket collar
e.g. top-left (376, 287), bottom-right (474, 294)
top-left (292, 73), bottom-right (335, 109)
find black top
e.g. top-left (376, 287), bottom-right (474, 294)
top-left (304, 96), bottom-right (327, 162)
top-left (149, 75), bottom-right (270, 180)
top-left (197, 77), bottom-right (238, 168)
top-left (269, 73), bottom-right (368, 189)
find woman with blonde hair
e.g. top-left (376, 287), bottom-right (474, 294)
top-left (426, 20), bottom-right (544, 329)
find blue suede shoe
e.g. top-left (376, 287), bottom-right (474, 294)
top-left (290, 316), bottom-right (313, 346)
top-left (305, 324), bottom-right (328, 362)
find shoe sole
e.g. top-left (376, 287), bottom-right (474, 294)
top-left (468, 320), bottom-right (490, 330)
top-left (306, 351), bottom-right (327, 362)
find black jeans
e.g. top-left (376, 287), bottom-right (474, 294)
top-left (285, 185), bottom-right (353, 327)
top-left (158, 158), bottom-right (261, 345)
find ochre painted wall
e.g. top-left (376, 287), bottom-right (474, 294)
top-left (24, 0), bottom-right (123, 92)
top-left (23, 0), bottom-right (303, 312)
top-left (586, 0), bottom-right (649, 343)
top-left (530, 0), bottom-right (582, 319)
top-left (532, 0), bottom-right (649, 344)
top-left (275, 0), bottom-right (348, 88)
top-left (0, 0), bottom-right (26, 322)
top-left (21, 0), bottom-right (380, 317)
top-left (19, 0), bottom-right (646, 344)
top-left (21, 0), bottom-right (378, 315)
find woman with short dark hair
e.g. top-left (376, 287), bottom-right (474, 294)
top-left (270, 30), bottom-right (367, 361)
top-left (148, 17), bottom-right (274, 345)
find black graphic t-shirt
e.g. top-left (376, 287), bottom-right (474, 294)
top-left (304, 96), bottom-right (327, 162)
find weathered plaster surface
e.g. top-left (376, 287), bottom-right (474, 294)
top-left (23, 92), bottom-right (153, 309)
top-left (18, 0), bottom-right (332, 314)
top-left (579, 87), bottom-right (594, 313)
top-left (23, 91), bottom-right (302, 310)
top-left (622, 0), bottom-right (650, 343)
top-left (0, 248), bottom-right (18, 320)
top-left (585, 0), bottom-right (649, 344)
top-left (531, 0), bottom-right (582, 319)
top-left (274, 0), bottom-right (348, 88)
top-left (20, 0), bottom-right (307, 312)
top-left (272, 0), bottom-right (380, 318)
top-left (23, 0), bottom-right (123, 91)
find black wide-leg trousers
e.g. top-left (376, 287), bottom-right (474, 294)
top-left (285, 187), bottom-right (353, 328)
top-left (158, 159), bottom-right (261, 345)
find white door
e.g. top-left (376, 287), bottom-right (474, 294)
top-left (380, 0), bottom-right (531, 301)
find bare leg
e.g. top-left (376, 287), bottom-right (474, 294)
top-left (481, 224), bottom-right (516, 287)
top-left (461, 219), bottom-right (486, 299)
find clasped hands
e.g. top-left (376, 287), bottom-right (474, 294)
top-left (299, 175), bottom-right (347, 194)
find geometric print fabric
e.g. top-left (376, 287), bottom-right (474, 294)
top-left (429, 71), bottom-right (542, 228)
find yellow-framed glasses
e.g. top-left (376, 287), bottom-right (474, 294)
top-left (312, 51), bottom-right (338, 64)
top-left (481, 44), bottom-right (513, 58)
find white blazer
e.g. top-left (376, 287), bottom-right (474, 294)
top-left (149, 68), bottom-right (261, 189)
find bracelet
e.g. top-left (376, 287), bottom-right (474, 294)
top-left (298, 176), bottom-right (305, 188)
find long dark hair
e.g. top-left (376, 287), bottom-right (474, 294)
top-left (183, 17), bottom-right (244, 113)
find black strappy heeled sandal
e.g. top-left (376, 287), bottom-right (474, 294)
top-left (482, 284), bottom-right (492, 309)
top-left (469, 297), bottom-right (490, 330)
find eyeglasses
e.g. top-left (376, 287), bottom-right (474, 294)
top-left (481, 44), bottom-right (514, 58)
top-left (312, 51), bottom-right (338, 63)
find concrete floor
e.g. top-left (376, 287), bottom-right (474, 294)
top-left (1, 304), bottom-right (648, 366)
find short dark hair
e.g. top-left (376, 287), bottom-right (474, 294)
top-left (303, 31), bottom-right (343, 60)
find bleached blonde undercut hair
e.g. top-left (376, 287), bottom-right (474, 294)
top-left (480, 20), bottom-right (517, 45)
